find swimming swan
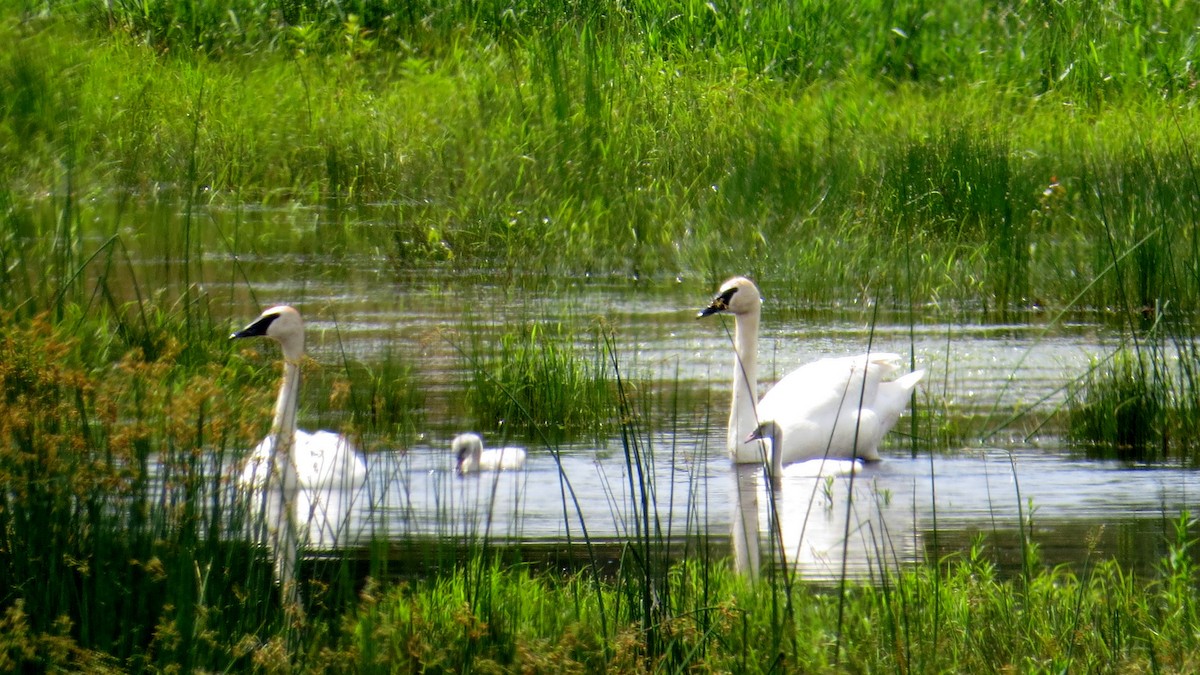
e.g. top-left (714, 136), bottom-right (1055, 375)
top-left (700, 276), bottom-right (924, 465)
top-left (453, 433), bottom-right (526, 475)
top-left (231, 305), bottom-right (368, 609)
top-left (748, 420), bottom-right (862, 482)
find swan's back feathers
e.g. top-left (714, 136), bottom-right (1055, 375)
top-left (293, 430), bottom-right (368, 487)
top-left (756, 353), bottom-right (901, 427)
top-left (477, 447), bottom-right (527, 472)
top-left (754, 353), bottom-right (922, 463)
top-left (239, 430), bottom-right (367, 489)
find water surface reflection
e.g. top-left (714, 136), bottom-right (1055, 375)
top-left (108, 248), bottom-right (1194, 577)
top-left (324, 442), bottom-right (1198, 580)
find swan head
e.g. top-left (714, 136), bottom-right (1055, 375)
top-left (747, 420), bottom-right (783, 478)
top-left (452, 433), bottom-right (484, 475)
top-left (231, 305), bottom-right (305, 362)
top-left (698, 277), bottom-right (762, 318)
top-left (746, 420), bottom-right (778, 444)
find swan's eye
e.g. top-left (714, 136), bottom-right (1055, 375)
top-left (716, 287), bottom-right (737, 308)
top-left (699, 286), bottom-right (739, 317)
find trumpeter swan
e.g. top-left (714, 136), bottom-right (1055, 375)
top-left (452, 433), bottom-right (526, 475)
top-left (699, 276), bottom-right (924, 465)
top-left (231, 305), bottom-right (368, 610)
top-left (748, 420), bottom-right (861, 483)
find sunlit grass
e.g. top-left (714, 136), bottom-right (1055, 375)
top-left (343, 519), bottom-right (1200, 673)
top-left (458, 320), bottom-right (617, 441)
top-left (1067, 338), bottom-right (1200, 464)
top-left (0, 309), bottom-right (280, 670)
top-left (4, 3), bottom-right (1200, 314)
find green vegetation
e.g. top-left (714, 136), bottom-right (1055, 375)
top-left (3, 0), bottom-right (1200, 671)
top-left (1068, 334), bottom-right (1200, 463)
top-left (0, 309), bottom-right (279, 671)
top-left (3, 1), bottom-right (1200, 314)
top-left (459, 320), bottom-right (616, 440)
top-left (347, 529), bottom-right (1200, 673)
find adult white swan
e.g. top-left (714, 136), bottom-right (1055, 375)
top-left (453, 432), bottom-right (526, 475)
top-left (231, 305), bottom-right (368, 610)
top-left (699, 277), bottom-right (925, 465)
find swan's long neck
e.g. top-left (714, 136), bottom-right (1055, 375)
top-left (269, 353), bottom-right (303, 612)
top-left (271, 359), bottom-right (300, 452)
top-left (729, 309), bottom-right (760, 459)
top-left (768, 421), bottom-right (782, 481)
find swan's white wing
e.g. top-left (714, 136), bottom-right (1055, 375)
top-left (759, 353), bottom-right (900, 419)
top-left (291, 430), bottom-right (368, 489)
top-left (756, 354), bottom-right (911, 463)
top-left (291, 430), bottom-right (368, 547)
top-left (239, 430), bottom-right (366, 489)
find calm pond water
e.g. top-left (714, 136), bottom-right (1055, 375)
top-left (65, 207), bottom-right (1199, 579)
top-left (192, 257), bottom-right (1196, 581)
top-left (339, 443), bottom-right (1196, 581)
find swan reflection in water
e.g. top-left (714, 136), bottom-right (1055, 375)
top-left (757, 463), bottom-right (925, 580)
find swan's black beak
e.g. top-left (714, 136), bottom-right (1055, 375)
top-left (230, 312), bottom-right (278, 340)
top-left (698, 287), bottom-right (736, 318)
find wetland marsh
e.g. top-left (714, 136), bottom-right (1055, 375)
top-left (3, 0), bottom-right (1200, 670)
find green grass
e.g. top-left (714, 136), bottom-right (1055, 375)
top-left (341, 525), bottom-right (1200, 673)
top-left (0, 309), bottom-right (276, 670)
top-left (458, 319), bottom-right (617, 441)
top-left (1068, 336), bottom-right (1200, 464)
top-left (3, 2), bottom-right (1200, 315)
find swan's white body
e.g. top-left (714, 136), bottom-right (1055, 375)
top-left (231, 305), bottom-right (367, 611)
top-left (756, 353), bottom-right (925, 464)
top-left (453, 433), bottom-right (526, 474)
top-left (700, 277), bottom-right (925, 465)
top-left (239, 429), bottom-right (368, 547)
